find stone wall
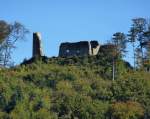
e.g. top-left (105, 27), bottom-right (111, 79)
top-left (98, 44), bottom-right (116, 56)
top-left (90, 41), bottom-right (100, 55)
top-left (59, 41), bottom-right (100, 57)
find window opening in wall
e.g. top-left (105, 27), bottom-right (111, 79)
top-left (66, 49), bottom-right (70, 53)
top-left (77, 50), bottom-right (80, 53)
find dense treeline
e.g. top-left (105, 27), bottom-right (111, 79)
top-left (0, 56), bottom-right (150, 119)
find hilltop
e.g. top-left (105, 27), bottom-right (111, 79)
top-left (0, 55), bottom-right (150, 119)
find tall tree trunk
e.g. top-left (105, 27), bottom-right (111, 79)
top-left (112, 58), bottom-right (115, 81)
top-left (133, 42), bottom-right (136, 70)
top-left (141, 44), bottom-right (144, 68)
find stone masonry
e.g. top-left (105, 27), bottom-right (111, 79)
top-left (59, 40), bottom-right (100, 57)
top-left (32, 32), bottom-right (43, 57)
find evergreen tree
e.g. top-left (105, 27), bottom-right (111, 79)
top-left (111, 32), bottom-right (126, 80)
top-left (129, 18), bottom-right (147, 69)
top-left (112, 32), bottom-right (127, 58)
top-left (128, 27), bottom-right (137, 69)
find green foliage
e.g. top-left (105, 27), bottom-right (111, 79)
top-left (0, 56), bottom-right (150, 118)
top-left (110, 101), bottom-right (144, 119)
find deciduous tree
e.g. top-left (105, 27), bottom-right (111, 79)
top-left (0, 20), bottom-right (29, 67)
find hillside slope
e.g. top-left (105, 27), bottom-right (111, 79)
top-left (0, 55), bottom-right (150, 119)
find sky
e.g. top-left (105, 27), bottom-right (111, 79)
top-left (0, 0), bottom-right (150, 65)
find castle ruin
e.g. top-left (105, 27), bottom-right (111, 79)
top-left (59, 41), bottom-right (100, 57)
top-left (31, 32), bottom-right (114, 58)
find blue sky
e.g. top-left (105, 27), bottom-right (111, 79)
top-left (0, 0), bottom-right (150, 65)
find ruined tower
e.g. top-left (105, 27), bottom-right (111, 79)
top-left (32, 32), bottom-right (43, 57)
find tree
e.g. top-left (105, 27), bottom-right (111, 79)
top-left (0, 20), bottom-right (11, 43)
top-left (135, 48), bottom-right (143, 69)
top-left (128, 18), bottom-right (148, 69)
top-left (112, 32), bottom-right (127, 58)
top-left (133, 18), bottom-right (147, 68)
top-left (143, 23), bottom-right (150, 70)
top-left (111, 32), bottom-right (126, 80)
top-left (0, 20), bottom-right (29, 67)
top-left (128, 27), bottom-right (137, 70)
